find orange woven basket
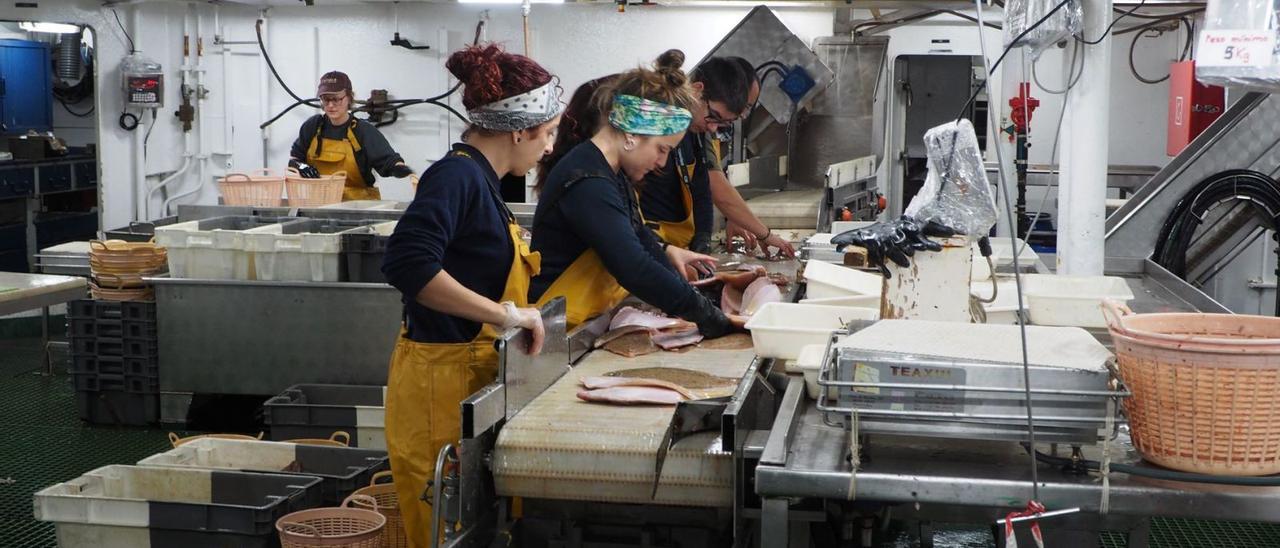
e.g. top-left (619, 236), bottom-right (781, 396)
top-left (283, 431), bottom-right (351, 448)
top-left (1104, 301), bottom-right (1280, 476)
top-left (168, 431), bottom-right (264, 448)
top-left (286, 168), bottom-right (347, 207)
top-left (219, 169), bottom-right (285, 207)
top-left (349, 471), bottom-right (407, 548)
top-left (277, 494), bottom-right (386, 548)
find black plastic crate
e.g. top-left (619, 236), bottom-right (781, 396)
top-left (71, 337), bottom-right (124, 357)
top-left (341, 229), bottom-right (392, 283)
top-left (75, 391), bottom-right (158, 425)
top-left (123, 320), bottom-right (158, 339)
top-left (68, 318), bottom-right (123, 338)
top-left (73, 373), bottom-right (126, 393)
top-left (124, 375), bottom-right (159, 394)
top-left (69, 355), bottom-right (124, 376)
top-left (123, 356), bottom-right (158, 378)
top-left (66, 300), bottom-right (157, 322)
top-left (263, 384), bottom-right (386, 449)
top-left (122, 337), bottom-right (159, 358)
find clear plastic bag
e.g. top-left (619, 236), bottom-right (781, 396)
top-left (905, 119), bottom-right (998, 238)
top-left (1003, 0), bottom-right (1083, 60)
top-left (1195, 0), bottom-right (1280, 91)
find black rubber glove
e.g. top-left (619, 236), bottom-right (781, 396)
top-left (290, 161), bottom-right (320, 178)
top-left (390, 164), bottom-right (414, 178)
top-left (831, 216), bottom-right (958, 278)
top-left (688, 296), bottom-right (734, 339)
top-left (688, 232), bottom-right (712, 254)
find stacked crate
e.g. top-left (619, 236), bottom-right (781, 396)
top-left (66, 299), bottom-right (159, 425)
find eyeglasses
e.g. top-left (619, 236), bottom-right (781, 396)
top-left (319, 95), bottom-right (347, 105)
top-left (703, 99), bottom-right (733, 126)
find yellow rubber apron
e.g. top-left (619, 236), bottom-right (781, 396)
top-left (385, 156), bottom-right (538, 548)
top-left (649, 147), bottom-right (697, 249)
top-left (306, 120), bottom-right (382, 201)
top-left (535, 172), bottom-right (646, 328)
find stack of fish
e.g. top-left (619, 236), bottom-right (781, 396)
top-left (690, 264), bottom-right (786, 316)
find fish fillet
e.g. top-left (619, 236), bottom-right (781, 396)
top-left (594, 325), bottom-right (652, 348)
top-left (604, 367), bottom-right (737, 390)
top-left (741, 276), bottom-right (783, 316)
top-left (691, 265), bottom-right (768, 290)
top-left (609, 306), bottom-right (692, 331)
top-left (601, 331), bottom-right (659, 358)
top-left (579, 376), bottom-right (695, 399)
top-left (652, 326), bottom-right (704, 350)
top-left (577, 386), bottom-right (685, 405)
top-left (721, 284), bottom-right (744, 315)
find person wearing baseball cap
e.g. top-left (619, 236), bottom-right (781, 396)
top-left (288, 70), bottom-right (415, 200)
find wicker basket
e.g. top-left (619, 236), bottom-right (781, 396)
top-left (1104, 301), bottom-right (1280, 476)
top-left (219, 169), bottom-right (285, 207)
top-left (349, 471), bottom-right (407, 548)
top-left (169, 431), bottom-right (264, 448)
top-left (277, 494), bottom-right (386, 548)
top-left (91, 274), bottom-right (155, 301)
top-left (283, 431), bottom-right (351, 448)
top-left (286, 168), bottom-right (347, 207)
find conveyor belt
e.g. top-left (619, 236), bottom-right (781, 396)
top-left (492, 347), bottom-right (755, 507)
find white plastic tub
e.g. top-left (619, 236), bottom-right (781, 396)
top-left (787, 342), bottom-right (827, 374)
top-left (803, 260), bottom-right (883, 299)
top-left (796, 343), bottom-right (838, 400)
top-left (745, 302), bottom-right (878, 360)
top-left (799, 294), bottom-right (881, 309)
top-left (1022, 274), bottom-right (1135, 328)
top-left (244, 219), bottom-right (377, 282)
top-left (970, 278), bottom-right (1025, 324)
top-left (154, 216), bottom-right (304, 280)
top-left (317, 200), bottom-right (405, 210)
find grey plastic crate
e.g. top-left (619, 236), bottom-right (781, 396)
top-left (263, 384), bottom-right (386, 450)
top-left (35, 465), bottom-right (323, 547)
top-left (138, 438), bottom-right (390, 505)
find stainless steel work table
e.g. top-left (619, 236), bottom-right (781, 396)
top-left (0, 272), bottom-right (88, 374)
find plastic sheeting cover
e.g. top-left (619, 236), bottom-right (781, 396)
top-left (905, 119), bottom-right (998, 238)
top-left (1002, 0), bottom-right (1083, 60)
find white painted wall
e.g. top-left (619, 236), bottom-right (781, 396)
top-left (0, 1), bottom-right (1191, 233)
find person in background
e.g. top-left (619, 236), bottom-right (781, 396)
top-left (379, 44), bottom-right (561, 548)
top-left (289, 71), bottom-right (415, 200)
top-left (529, 50), bottom-right (738, 336)
top-left (536, 58), bottom-right (795, 258)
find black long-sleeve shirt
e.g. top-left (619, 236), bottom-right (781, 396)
top-left (381, 144), bottom-right (513, 343)
top-left (640, 132), bottom-right (714, 250)
top-left (529, 141), bottom-right (728, 334)
top-left (289, 114), bottom-right (409, 186)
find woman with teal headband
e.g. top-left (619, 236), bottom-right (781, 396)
top-left (528, 51), bottom-right (739, 336)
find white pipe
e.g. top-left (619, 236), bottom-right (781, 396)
top-left (220, 5), bottom-right (233, 159)
top-left (165, 4), bottom-right (207, 213)
top-left (1057, 0), bottom-right (1112, 275)
top-left (259, 9), bottom-right (270, 169)
top-left (131, 6), bottom-right (144, 221)
top-left (149, 5), bottom-right (196, 217)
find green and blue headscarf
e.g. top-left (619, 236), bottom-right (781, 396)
top-left (608, 94), bottom-right (692, 136)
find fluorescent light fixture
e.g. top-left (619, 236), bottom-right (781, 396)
top-left (457, 0), bottom-right (564, 4)
top-left (19, 22), bottom-right (80, 34)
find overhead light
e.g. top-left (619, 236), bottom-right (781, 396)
top-left (19, 22), bottom-right (80, 34)
top-left (457, 0), bottom-right (564, 4)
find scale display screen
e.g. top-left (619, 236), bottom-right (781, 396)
top-left (125, 75), bottom-right (163, 108)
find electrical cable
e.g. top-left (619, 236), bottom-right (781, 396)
top-left (1128, 26), bottom-right (1172, 84)
top-left (1028, 446), bottom-right (1280, 486)
top-left (1032, 39), bottom-right (1083, 94)
top-left (1078, 0), bottom-right (1147, 45)
top-left (58, 100), bottom-right (94, 118)
top-left (111, 8), bottom-right (136, 54)
top-left (143, 109), bottom-right (157, 160)
top-left (975, 0), bottom-right (1041, 501)
top-left (118, 111), bottom-right (139, 131)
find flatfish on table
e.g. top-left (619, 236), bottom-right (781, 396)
top-left (604, 367), bottom-right (740, 399)
top-left (699, 333), bottom-right (754, 350)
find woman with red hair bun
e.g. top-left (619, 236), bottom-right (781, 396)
top-left (380, 42), bottom-right (561, 547)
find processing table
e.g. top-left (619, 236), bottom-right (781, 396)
top-left (0, 271), bottom-right (87, 374)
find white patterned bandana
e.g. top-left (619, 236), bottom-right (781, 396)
top-left (467, 80), bottom-right (563, 132)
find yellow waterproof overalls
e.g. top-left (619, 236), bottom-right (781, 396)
top-left (306, 120), bottom-right (383, 201)
top-left (385, 150), bottom-right (540, 548)
top-left (534, 171), bottom-right (644, 328)
top-left (649, 145), bottom-right (698, 249)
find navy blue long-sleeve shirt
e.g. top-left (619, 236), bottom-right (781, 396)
top-left (381, 144), bottom-right (513, 343)
top-left (289, 115), bottom-right (410, 186)
top-left (529, 141), bottom-right (725, 330)
top-left (640, 132), bottom-right (714, 250)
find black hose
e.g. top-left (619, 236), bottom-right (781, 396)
top-left (255, 19), bottom-right (318, 109)
top-left (1152, 170), bottom-right (1280, 279)
top-left (1029, 446), bottom-right (1280, 486)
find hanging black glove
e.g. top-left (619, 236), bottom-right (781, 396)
top-left (292, 162), bottom-right (320, 178)
top-left (831, 216), bottom-right (959, 278)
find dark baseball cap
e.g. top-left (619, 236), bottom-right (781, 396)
top-left (317, 71), bottom-right (352, 96)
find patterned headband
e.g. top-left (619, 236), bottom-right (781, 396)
top-left (467, 80), bottom-right (563, 132)
top-left (608, 94), bottom-right (692, 136)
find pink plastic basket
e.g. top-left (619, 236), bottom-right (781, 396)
top-left (286, 168), bottom-right (346, 207)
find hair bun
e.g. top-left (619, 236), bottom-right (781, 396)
top-left (446, 44), bottom-right (506, 108)
top-left (654, 49), bottom-right (687, 87)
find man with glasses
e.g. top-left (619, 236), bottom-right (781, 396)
top-left (289, 71), bottom-right (415, 200)
top-left (640, 58), bottom-right (796, 258)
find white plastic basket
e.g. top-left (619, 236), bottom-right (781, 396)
top-left (744, 302), bottom-right (878, 360)
top-left (1023, 274), bottom-right (1135, 328)
top-left (154, 216), bottom-right (303, 280)
top-left (244, 220), bottom-right (377, 282)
